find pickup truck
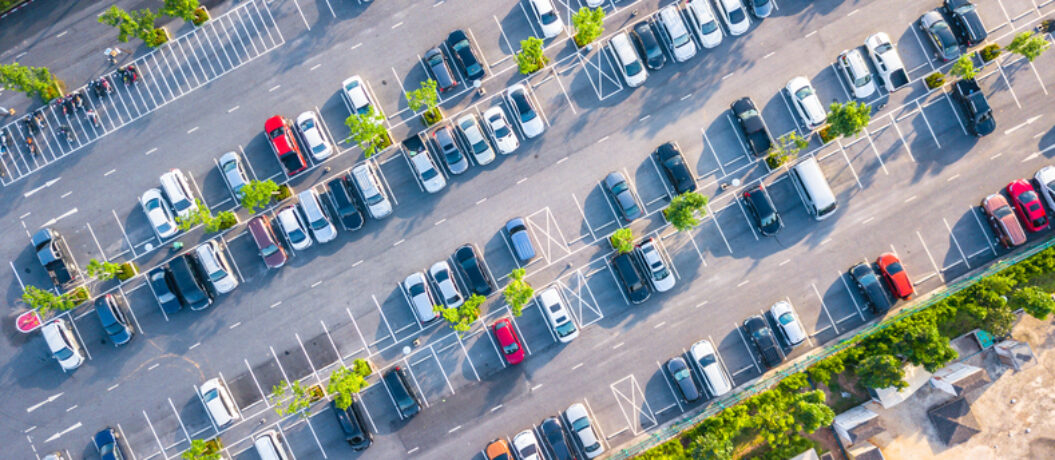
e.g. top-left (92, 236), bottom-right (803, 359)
top-left (264, 115), bottom-right (308, 176)
top-left (865, 32), bottom-right (910, 92)
top-left (953, 78), bottom-right (996, 137)
top-left (32, 228), bottom-right (79, 288)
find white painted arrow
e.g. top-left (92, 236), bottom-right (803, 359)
top-left (40, 208), bottom-right (77, 228)
top-left (44, 421), bottom-right (81, 442)
top-left (22, 177), bottom-right (61, 198)
top-left (25, 392), bottom-right (63, 413)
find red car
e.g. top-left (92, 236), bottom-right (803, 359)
top-left (264, 115), bottom-right (307, 176)
top-left (492, 318), bottom-right (524, 365)
top-left (876, 253), bottom-right (913, 300)
top-left (1007, 179), bottom-right (1049, 232)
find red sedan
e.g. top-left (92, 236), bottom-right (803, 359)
top-left (492, 318), bottom-right (524, 365)
top-left (876, 253), bottom-right (913, 300)
top-left (1007, 179), bottom-right (1049, 232)
top-left (264, 115), bottom-right (307, 176)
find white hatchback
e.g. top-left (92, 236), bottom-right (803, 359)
top-left (407, 144), bottom-right (446, 194)
top-left (770, 300), bottom-right (806, 347)
top-left (297, 189), bottom-right (337, 243)
top-left (529, 0), bottom-right (564, 38)
top-left (195, 240), bottom-right (238, 294)
top-left (199, 378), bottom-right (239, 428)
top-left (608, 32), bottom-right (647, 87)
top-left (538, 286), bottom-right (578, 343)
top-left (507, 84), bottom-right (545, 139)
top-left (296, 110), bottom-right (332, 161)
top-left (277, 205), bottom-right (313, 250)
top-left (340, 75), bottom-right (381, 117)
top-left (636, 238), bottom-right (675, 292)
top-left (564, 403), bottom-right (604, 458)
top-left (657, 6), bottom-right (697, 62)
top-left (141, 187), bottom-right (178, 239)
top-left (785, 76), bottom-right (827, 130)
top-left (42, 318), bottom-right (85, 372)
top-left (683, 0), bottom-right (723, 48)
top-left (429, 261), bottom-right (464, 308)
top-left (513, 429), bottom-right (542, 460)
top-left (483, 107), bottom-right (519, 154)
top-left (457, 113), bottom-right (495, 166)
top-left (838, 49), bottom-right (877, 99)
top-left (715, 0), bottom-right (751, 36)
top-left (404, 271), bottom-right (440, 324)
top-left (159, 168), bottom-right (198, 221)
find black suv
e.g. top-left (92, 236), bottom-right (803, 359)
top-left (384, 366), bottom-right (421, 419)
top-left (454, 244), bottom-right (496, 296)
top-left (32, 228), bottom-right (78, 287)
top-left (540, 416), bottom-right (575, 460)
top-left (654, 142), bottom-right (697, 194)
top-left (952, 78), bottom-right (995, 137)
top-left (731, 97), bottom-right (773, 156)
top-left (850, 262), bottom-right (893, 314)
top-left (446, 30), bottom-right (485, 82)
top-left (611, 252), bottom-right (651, 304)
top-left (742, 184), bottom-right (781, 236)
top-left (631, 20), bottom-right (666, 70)
top-left (331, 400), bottom-right (372, 450)
top-left (168, 255), bottom-right (213, 311)
top-left (326, 175), bottom-right (365, 231)
top-left (744, 315), bottom-right (782, 368)
top-left (943, 0), bottom-right (986, 47)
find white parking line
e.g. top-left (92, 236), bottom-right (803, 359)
top-left (244, 358), bottom-right (271, 407)
top-left (655, 361), bottom-right (685, 413)
top-left (915, 231), bottom-right (945, 283)
top-left (142, 411), bottom-right (167, 457)
top-left (704, 203), bottom-right (734, 254)
top-left (970, 206), bottom-right (998, 256)
top-left (734, 324), bottom-right (763, 374)
top-left (943, 217), bottom-right (971, 269)
top-left (836, 274), bottom-right (867, 322)
top-left (941, 90), bottom-right (969, 136)
top-left (402, 356), bottom-right (430, 407)
top-left (995, 57), bottom-right (1022, 108)
top-left (809, 282), bottom-right (840, 335)
top-left (167, 398), bottom-right (192, 443)
top-left (303, 416), bottom-right (328, 459)
top-left (725, 113), bottom-right (754, 161)
top-left (835, 139), bottom-right (864, 189)
top-left (115, 424), bottom-right (139, 460)
top-left (570, 192), bottom-right (598, 241)
top-left (371, 294), bottom-right (398, 343)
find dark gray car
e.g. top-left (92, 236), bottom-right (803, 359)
top-left (666, 356), bottom-right (701, 402)
top-left (604, 171), bottom-right (643, 222)
top-left (431, 124), bottom-right (468, 175)
top-left (850, 262), bottom-right (893, 314)
top-left (424, 47), bottom-right (458, 92)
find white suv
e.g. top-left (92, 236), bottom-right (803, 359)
top-left (195, 240), bottom-right (238, 294)
top-left (657, 6), bottom-right (697, 62)
top-left (341, 75), bottom-right (381, 117)
top-left (457, 113), bottom-right (495, 166)
top-left (837, 49), bottom-right (877, 99)
top-left (538, 286), bottom-right (578, 343)
top-left (683, 0), bottom-right (723, 48)
top-left (199, 378), bottom-right (239, 428)
top-left (297, 189), bottom-right (337, 243)
top-left (564, 403), bottom-right (604, 458)
top-left (296, 110), bottom-right (333, 161)
top-left (715, 0), bottom-right (751, 36)
top-left (608, 32), bottom-right (647, 87)
top-left (351, 163), bottom-right (393, 219)
top-left (690, 339), bottom-right (732, 397)
top-left (483, 107), bottom-right (519, 154)
top-left (636, 238), bottom-right (675, 292)
top-left (404, 271), bottom-right (440, 324)
top-left (159, 168), bottom-right (198, 220)
top-left (277, 205), bottom-right (312, 250)
top-left (785, 76), bottom-right (827, 130)
top-left (42, 318), bottom-right (85, 372)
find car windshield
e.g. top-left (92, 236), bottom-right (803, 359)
top-left (729, 7), bottom-right (746, 23)
top-left (519, 444), bottom-right (537, 456)
top-left (674, 368), bottom-right (692, 380)
top-left (885, 261), bottom-right (903, 275)
top-left (288, 228), bottom-right (307, 243)
top-left (310, 218), bottom-right (329, 231)
top-left (158, 291), bottom-right (176, 302)
top-left (365, 191), bottom-right (384, 205)
top-left (435, 270), bottom-right (449, 283)
top-left (208, 268), bottom-right (228, 282)
top-left (954, 4), bottom-right (974, 14)
top-left (312, 143), bottom-right (328, 154)
top-left (261, 244), bottom-right (279, 257)
top-left (54, 347), bottom-right (73, 360)
top-left (100, 444), bottom-right (114, 455)
top-left (268, 127), bottom-right (284, 139)
top-left (698, 355), bottom-right (716, 367)
top-left (157, 221), bottom-right (172, 234)
top-left (541, 11), bottom-right (558, 25)
top-left (104, 321), bottom-right (126, 336)
top-left (503, 341), bottom-right (520, 354)
top-left (672, 29), bottom-right (690, 47)
top-left (204, 389), bottom-right (219, 401)
top-left (555, 321), bottom-right (577, 337)
top-left (1021, 190), bottom-right (1039, 203)
top-left (995, 206), bottom-right (1014, 218)
top-left (778, 312), bottom-right (795, 325)
top-left (701, 19), bottom-right (719, 34)
top-left (300, 119), bottom-right (315, 131)
top-left (173, 197), bottom-right (191, 212)
top-left (421, 166), bottom-right (439, 181)
top-left (874, 42), bottom-right (893, 54)
top-left (759, 212), bottom-right (779, 228)
top-left (625, 203), bottom-right (641, 217)
top-left (854, 72), bottom-right (872, 88)
top-left (1035, 216), bottom-right (1048, 227)
top-left (493, 121), bottom-right (511, 138)
top-left (754, 0), bottom-right (769, 6)
top-left (610, 181), bottom-right (628, 194)
top-left (626, 59), bottom-right (643, 77)
top-left (794, 85), bottom-right (814, 100)
top-left (514, 95), bottom-right (536, 122)
top-left (738, 108), bottom-right (759, 119)
top-left (409, 283), bottom-right (425, 297)
top-left (472, 139), bottom-right (488, 154)
top-left (571, 417), bottom-right (590, 432)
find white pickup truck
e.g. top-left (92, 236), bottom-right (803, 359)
top-left (865, 32), bottom-right (910, 92)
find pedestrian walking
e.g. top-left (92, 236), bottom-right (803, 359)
top-left (104, 47), bottom-right (122, 65)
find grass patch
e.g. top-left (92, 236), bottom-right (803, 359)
top-left (0, 0), bottom-right (28, 14)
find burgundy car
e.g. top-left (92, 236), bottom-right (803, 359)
top-left (492, 318), bottom-right (524, 365)
top-left (249, 215), bottom-right (287, 269)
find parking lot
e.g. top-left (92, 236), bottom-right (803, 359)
top-left (7, 0), bottom-right (1055, 458)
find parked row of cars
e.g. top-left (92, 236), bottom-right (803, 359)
top-left (485, 402), bottom-right (605, 460)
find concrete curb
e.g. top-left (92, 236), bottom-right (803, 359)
top-left (0, 0), bottom-right (36, 20)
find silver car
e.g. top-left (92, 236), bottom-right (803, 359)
top-left (218, 151), bottom-right (249, 200)
top-left (140, 187), bottom-right (178, 239)
top-left (277, 205), bottom-right (313, 250)
top-left (429, 261), bottom-right (464, 308)
top-left (483, 106), bottom-right (519, 154)
top-left (404, 271), bottom-right (440, 324)
top-left (297, 189), bottom-right (337, 244)
top-left (351, 163), bottom-right (393, 219)
top-left (564, 403), bottom-right (604, 458)
top-left (195, 240), bottom-right (238, 294)
top-left (296, 110), bottom-right (333, 161)
top-left (689, 339), bottom-right (732, 397)
top-left (457, 113), bottom-right (495, 166)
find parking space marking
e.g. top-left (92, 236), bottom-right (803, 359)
top-left (995, 57), bottom-right (1023, 108)
top-left (970, 207), bottom-right (999, 256)
top-left (166, 398), bottom-right (192, 444)
top-left (915, 231), bottom-right (945, 283)
top-left (609, 375), bottom-right (657, 435)
top-left (703, 203), bottom-right (734, 254)
top-left (830, 63), bottom-right (853, 101)
top-left (835, 275), bottom-right (867, 322)
top-left (402, 356), bottom-right (430, 407)
top-left (303, 416), bottom-right (328, 459)
top-left (725, 113), bottom-right (754, 161)
top-left (655, 361), bottom-right (685, 414)
top-left (142, 411), bottom-right (167, 457)
top-left (243, 359), bottom-right (271, 407)
top-left (943, 217), bottom-right (971, 269)
top-left (733, 325), bottom-right (763, 374)
top-left (808, 283), bottom-right (840, 336)
top-left (909, 26), bottom-right (937, 73)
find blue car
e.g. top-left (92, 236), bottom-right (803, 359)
top-left (93, 427), bottom-right (126, 460)
top-left (95, 294), bottom-right (134, 346)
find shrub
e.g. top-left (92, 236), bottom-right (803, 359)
top-left (925, 72), bottom-right (945, 89)
top-left (192, 7), bottom-right (209, 25)
top-left (240, 179), bottom-right (280, 212)
top-left (980, 44), bottom-right (1002, 62)
top-left (516, 37), bottom-right (548, 74)
top-left (116, 262), bottom-right (138, 281)
top-left (766, 132), bottom-right (808, 169)
top-left (818, 125), bottom-right (835, 144)
top-left (664, 191), bottom-right (708, 232)
top-left (949, 54), bottom-right (976, 80)
top-left (435, 294), bottom-right (485, 333)
top-left (826, 101), bottom-right (872, 139)
top-left (181, 439), bottom-right (221, 460)
top-left (208, 211), bottom-right (237, 232)
top-left (1006, 31), bottom-right (1050, 62)
top-left (275, 184), bottom-right (293, 201)
top-left (344, 106), bottom-right (390, 158)
top-left (144, 27), bottom-right (169, 48)
top-left (609, 228), bottom-right (633, 254)
top-left (504, 268), bottom-right (533, 316)
top-left (328, 362), bottom-right (371, 410)
top-left (572, 7), bottom-right (605, 48)
top-left (270, 380), bottom-right (314, 418)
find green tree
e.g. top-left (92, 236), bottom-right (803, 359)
top-left (807, 351), bottom-right (847, 386)
top-left (328, 359), bottom-right (372, 410)
top-left (516, 37), bottom-right (549, 74)
top-left (344, 106), bottom-right (390, 158)
top-left (893, 321), bottom-right (958, 372)
top-left (22, 285), bottom-right (77, 318)
top-left (130, 9), bottom-right (160, 43)
top-left (206, 211), bottom-right (236, 232)
top-left (160, 0), bottom-right (200, 22)
top-left (663, 191), bottom-right (709, 232)
top-left (856, 354), bottom-right (907, 390)
top-left (435, 294), bottom-right (485, 333)
top-left (176, 199), bottom-right (211, 231)
top-left (609, 228), bottom-right (633, 254)
top-left (99, 6), bottom-right (138, 42)
top-left (181, 439), bottom-right (221, 460)
top-left (504, 268), bottom-right (534, 316)
top-left (270, 380), bottom-right (313, 418)
top-left (571, 7), bottom-right (605, 48)
top-left (948, 54), bottom-right (977, 80)
top-left (690, 431), bottom-right (734, 460)
top-left (406, 79), bottom-right (442, 125)
top-left (766, 131), bottom-right (809, 169)
top-left (827, 101), bottom-right (872, 139)
top-left (1010, 285), bottom-right (1055, 320)
top-left (86, 258), bottom-right (123, 280)
top-left (1006, 31), bottom-right (1051, 62)
top-left (240, 179), bottom-right (280, 212)
top-left (0, 63), bottom-right (60, 102)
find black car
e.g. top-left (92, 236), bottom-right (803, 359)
top-left (454, 244), bottom-right (496, 296)
top-left (331, 400), bottom-right (372, 450)
top-left (539, 416), bottom-right (576, 460)
top-left (665, 357), bottom-right (701, 403)
top-left (384, 366), bottom-right (421, 419)
top-left (326, 175), bottom-right (366, 231)
top-left (611, 253), bottom-right (650, 304)
top-left (742, 184), bottom-right (781, 236)
top-left (446, 30), bottom-right (485, 83)
top-left (921, 10), bottom-right (961, 62)
top-left (630, 21), bottom-right (666, 70)
top-left (424, 47), bottom-right (458, 92)
top-left (93, 427), bottom-right (125, 460)
top-left (431, 124), bottom-right (469, 174)
top-left (654, 142), bottom-right (697, 194)
top-left (952, 78), bottom-right (995, 137)
top-left (731, 97), bottom-right (773, 156)
top-left (32, 227), bottom-right (78, 287)
top-left (95, 293), bottom-right (134, 346)
top-left (943, 0), bottom-right (987, 47)
top-left (744, 315), bottom-right (782, 368)
top-left (603, 171), bottom-right (643, 222)
top-left (850, 262), bottom-right (893, 314)
top-left (168, 255), bottom-right (212, 311)
top-left (148, 267), bottom-right (184, 314)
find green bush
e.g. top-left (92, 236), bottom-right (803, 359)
top-left (192, 7), bottom-right (209, 25)
top-left (144, 27), bottom-right (169, 48)
top-left (609, 228), bottom-right (633, 254)
top-left (980, 44), bottom-right (1002, 62)
top-left (925, 72), bottom-right (945, 89)
top-left (516, 37), bottom-right (548, 74)
top-left (664, 191), bottom-right (708, 232)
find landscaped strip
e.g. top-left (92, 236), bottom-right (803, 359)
top-left (620, 236), bottom-right (1055, 459)
top-left (0, 0), bottom-right (29, 15)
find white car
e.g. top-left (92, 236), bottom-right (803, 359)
top-left (351, 163), bottom-right (393, 219)
top-left (404, 271), bottom-right (440, 324)
top-left (564, 403), bottom-right (604, 459)
top-left (340, 75), bottom-right (381, 117)
top-left (657, 6), bottom-right (697, 62)
top-left (608, 32), bottom-right (647, 87)
top-left (483, 107), bottom-right (519, 154)
top-left (584, 0), bottom-right (604, 7)
top-left (714, 0), bottom-right (751, 36)
top-left (296, 110), bottom-right (333, 161)
top-left (528, 0), bottom-right (563, 39)
top-left (689, 339), bottom-right (732, 397)
top-left (199, 378), bottom-right (239, 428)
top-left (159, 168), bottom-right (198, 221)
top-left (407, 142), bottom-right (446, 194)
top-left (506, 84), bottom-right (545, 139)
top-left (42, 318), bottom-right (85, 372)
top-left (456, 114), bottom-right (495, 166)
top-left (864, 32), bottom-right (910, 92)
top-left (512, 429), bottom-right (542, 460)
top-left (141, 188), bottom-right (178, 239)
top-left (218, 151), bottom-right (249, 200)
top-left (538, 286), bottom-right (578, 343)
top-left (636, 237), bottom-right (675, 292)
top-left (195, 240), bottom-right (238, 294)
top-left (770, 300), bottom-right (806, 347)
top-left (277, 205), bottom-right (313, 250)
top-left (837, 49), bottom-right (877, 99)
top-left (297, 189), bottom-right (337, 243)
top-left (785, 76), bottom-right (827, 130)
top-left (1035, 166), bottom-right (1055, 211)
top-left (683, 0), bottom-right (723, 48)
top-left (429, 261), bottom-right (464, 308)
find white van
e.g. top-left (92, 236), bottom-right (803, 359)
top-left (537, 287), bottom-right (579, 343)
top-left (608, 32), bottom-right (647, 87)
top-left (788, 157), bottom-right (837, 220)
top-left (253, 430), bottom-right (290, 460)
